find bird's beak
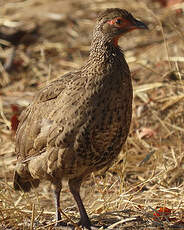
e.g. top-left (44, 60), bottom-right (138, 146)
top-left (132, 18), bottom-right (149, 30)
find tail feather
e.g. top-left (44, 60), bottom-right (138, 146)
top-left (13, 170), bottom-right (40, 192)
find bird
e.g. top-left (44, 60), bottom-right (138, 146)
top-left (13, 8), bottom-right (148, 229)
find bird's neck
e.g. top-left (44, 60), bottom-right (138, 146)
top-left (89, 34), bottom-right (123, 62)
top-left (81, 30), bottom-right (128, 80)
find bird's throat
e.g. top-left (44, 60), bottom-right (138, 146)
top-left (113, 36), bottom-right (121, 47)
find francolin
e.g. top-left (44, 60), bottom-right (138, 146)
top-left (13, 8), bottom-right (148, 229)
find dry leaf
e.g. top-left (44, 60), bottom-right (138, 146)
top-left (137, 127), bottom-right (156, 139)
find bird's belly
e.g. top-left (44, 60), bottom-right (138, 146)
top-left (28, 107), bottom-right (131, 180)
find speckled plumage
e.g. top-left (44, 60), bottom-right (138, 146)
top-left (13, 8), bottom-right (148, 229)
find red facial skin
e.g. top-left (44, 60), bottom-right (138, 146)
top-left (107, 17), bottom-right (139, 46)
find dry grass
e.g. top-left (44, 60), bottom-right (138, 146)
top-left (0, 0), bottom-right (184, 229)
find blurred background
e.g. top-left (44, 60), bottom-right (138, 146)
top-left (0, 0), bottom-right (184, 229)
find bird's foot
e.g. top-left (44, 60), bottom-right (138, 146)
top-left (54, 219), bottom-right (100, 229)
top-left (78, 219), bottom-right (91, 229)
top-left (54, 220), bottom-right (67, 227)
top-left (76, 219), bottom-right (100, 230)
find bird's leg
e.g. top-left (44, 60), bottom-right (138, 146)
top-left (68, 177), bottom-right (91, 229)
top-left (52, 182), bottom-right (66, 227)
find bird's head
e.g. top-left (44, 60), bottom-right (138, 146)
top-left (94, 8), bottom-right (148, 46)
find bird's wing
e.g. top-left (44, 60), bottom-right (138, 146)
top-left (15, 71), bottom-right (81, 161)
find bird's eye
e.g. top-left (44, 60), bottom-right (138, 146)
top-left (115, 18), bottom-right (123, 25)
top-left (107, 17), bottom-right (124, 26)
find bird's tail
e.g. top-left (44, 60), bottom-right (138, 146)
top-left (13, 163), bottom-right (40, 192)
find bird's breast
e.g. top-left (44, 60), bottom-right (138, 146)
top-left (73, 70), bottom-right (133, 169)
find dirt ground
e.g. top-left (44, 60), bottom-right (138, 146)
top-left (0, 0), bottom-right (184, 229)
